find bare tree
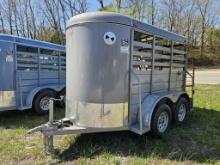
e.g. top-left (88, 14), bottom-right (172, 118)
top-left (97, 0), bottom-right (104, 9)
top-left (184, 0), bottom-right (196, 45)
top-left (11, 0), bottom-right (19, 36)
top-left (28, 0), bottom-right (37, 38)
top-left (2, 0), bottom-right (14, 34)
top-left (197, 0), bottom-right (213, 57)
top-left (0, 3), bottom-right (5, 33)
top-left (160, 0), bottom-right (176, 32)
top-left (0, 0), bottom-right (89, 42)
top-left (114, 0), bottom-right (122, 12)
top-left (59, 0), bottom-right (67, 28)
top-left (125, 0), bottom-right (148, 21)
top-left (41, 0), bottom-right (63, 43)
top-left (160, 0), bottom-right (192, 34)
top-left (24, 0), bottom-right (32, 38)
top-left (40, 0), bottom-right (88, 43)
top-left (150, 0), bottom-right (155, 25)
top-left (0, 0), bottom-right (218, 54)
top-left (63, 0), bottom-right (88, 17)
top-left (17, 0), bottom-right (27, 37)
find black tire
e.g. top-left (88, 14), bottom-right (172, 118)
top-left (151, 104), bottom-right (171, 137)
top-left (33, 90), bottom-right (57, 115)
top-left (174, 97), bottom-right (190, 125)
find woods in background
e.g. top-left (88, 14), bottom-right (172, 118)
top-left (0, 0), bottom-right (88, 44)
top-left (0, 0), bottom-right (219, 64)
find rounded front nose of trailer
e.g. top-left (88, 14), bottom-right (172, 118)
top-left (66, 12), bottom-right (132, 128)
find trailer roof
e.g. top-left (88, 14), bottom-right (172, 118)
top-left (0, 34), bottom-right (65, 51)
top-left (67, 12), bottom-right (186, 43)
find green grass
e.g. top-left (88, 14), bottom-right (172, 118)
top-left (0, 85), bottom-right (220, 164)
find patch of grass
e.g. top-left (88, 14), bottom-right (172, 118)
top-left (0, 85), bottom-right (220, 164)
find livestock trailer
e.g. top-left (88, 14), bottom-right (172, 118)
top-left (29, 12), bottom-right (194, 153)
top-left (0, 34), bottom-right (66, 114)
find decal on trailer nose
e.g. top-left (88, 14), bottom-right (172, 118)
top-left (104, 32), bottom-right (116, 45)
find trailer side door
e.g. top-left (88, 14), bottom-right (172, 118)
top-left (0, 41), bottom-right (16, 109)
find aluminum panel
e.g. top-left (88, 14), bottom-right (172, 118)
top-left (66, 100), bottom-right (128, 128)
top-left (0, 91), bottom-right (16, 108)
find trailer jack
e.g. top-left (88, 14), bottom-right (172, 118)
top-left (44, 135), bottom-right (54, 154)
top-left (28, 98), bottom-right (63, 154)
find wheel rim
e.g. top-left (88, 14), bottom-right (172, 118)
top-left (178, 103), bottom-right (186, 122)
top-left (39, 96), bottom-right (50, 111)
top-left (157, 111), bottom-right (169, 133)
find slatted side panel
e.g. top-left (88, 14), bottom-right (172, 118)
top-left (152, 36), bottom-right (171, 91)
top-left (170, 42), bottom-right (186, 91)
top-left (59, 52), bottom-right (66, 84)
top-left (16, 44), bottom-right (66, 107)
top-left (131, 31), bottom-right (153, 107)
top-left (16, 71), bottom-right (39, 106)
top-left (130, 30), bottom-right (187, 105)
top-left (129, 29), bottom-right (187, 132)
top-left (60, 52), bottom-right (66, 71)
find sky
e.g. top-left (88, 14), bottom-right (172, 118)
top-left (88, 0), bottom-right (111, 11)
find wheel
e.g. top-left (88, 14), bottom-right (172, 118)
top-left (174, 97), bottom-right (189, 125)
top-left (151, 104), bottom-right (171, 137)
top-left (33, 90), bottom-right (57, 115)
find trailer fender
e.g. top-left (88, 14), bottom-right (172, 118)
top-left (141, 91), bottom-right (187, 132)
top-left (26, 85), bottom-right (65, 108)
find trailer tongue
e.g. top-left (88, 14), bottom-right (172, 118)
top-left (28, 12), bottom-right (194, 154)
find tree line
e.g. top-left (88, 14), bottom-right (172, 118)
top-left (0, 0), bottom-right (219, 58)
top-left (0, 0), bottom-right (88, 44)
top-left (98, 0), bottom-right (220, 58)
